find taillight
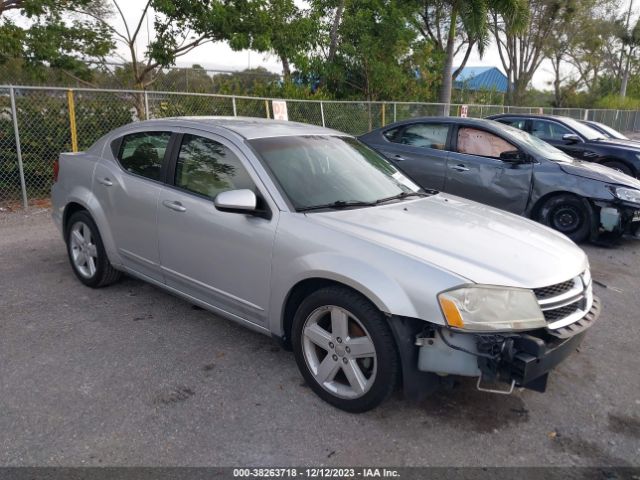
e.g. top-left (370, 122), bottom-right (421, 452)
top-left (53, 159), bottom-right (59, 183)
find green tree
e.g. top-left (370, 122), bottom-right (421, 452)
top-left (419, 0), bottom-right (527, 113)
top-left (0, 0), bottom-right (114, 81)
top-left (492, 0), bottom-right (580, 105)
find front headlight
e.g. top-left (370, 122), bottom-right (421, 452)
top-left (613, 186), bottom-right (640, 204)
top-left (438, 285), bottom-right (546, 332)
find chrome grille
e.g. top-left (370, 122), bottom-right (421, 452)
top-left (542, 299), bottom-right (585, 323)
top-left (533, 280), bottom-right (575, 300)
top-left (534, 270), bottom-right (592, 330)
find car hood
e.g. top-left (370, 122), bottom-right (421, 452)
top-left (557, 158), bottom-right (640, 188)
top-left (592, 137), bottom-right (640, 150)
top-left (307, 194), bottom-right (588, 288)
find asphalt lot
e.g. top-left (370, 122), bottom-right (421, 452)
top-left (1, 208), bottom-right (639, 467)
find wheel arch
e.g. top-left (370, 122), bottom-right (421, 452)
top-left (279, 278), bottom-right (385, 350)
top-left (598, 156), bottom-right (637, 177)
top-left (61, 194), bottom-right (121, 266)
top-left (529, 190), bottom-right (594, 220)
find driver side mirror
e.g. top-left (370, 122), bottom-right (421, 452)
top-left (499, 150), bottom-right (528, 163)
top-left (562, 133), bottom-right (582, 144)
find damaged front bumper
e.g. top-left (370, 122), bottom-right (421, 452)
top-left (414, 296), bottom-right (601, 394)
top-left (596, 200), bottom-right (640, 235)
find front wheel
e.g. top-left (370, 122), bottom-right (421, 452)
top-left (292, 286), bottom-right (400, 413)
top-left (537, 194), bottom-right (593, 243)
top-left (66, 210), bottom-right (122, 288)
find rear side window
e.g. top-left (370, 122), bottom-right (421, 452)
top-left (496, 118), bottom-right (527, 130)
top-left (398, 123), bottom-right (449, 149)
top-left (457, 127), bottom-right (516, 159)
top-left (118, 131), bottom-right (171, 181)
top-left (174, 134), bottom-right (255, 199)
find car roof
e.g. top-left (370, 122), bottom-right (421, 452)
top-left (376, 116), bottom-right (502, 129)
top-left (127, 116), bottom-right (346, 140)
top-left (488, 113), bottom-right (577, 122)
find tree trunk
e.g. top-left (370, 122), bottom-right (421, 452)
top-left (328, 0), bottom-right (345, 62)
top-left (438, 2), bottom-right (458, 116)
top-left (280, 55), bottom-right (291, 80)
top-left (620, 49), bottom-right (632, 97)
top-left (553, 56), bottom-right (562, 107)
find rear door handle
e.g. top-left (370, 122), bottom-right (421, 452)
top-left (393, 154), bottom-right (406, 161)
top-left (162, 200), bottom-right (187, 212)
top-left (450, 164), bottom-right (470, 172)
top-left (97, 177), bottom-right (113, 186)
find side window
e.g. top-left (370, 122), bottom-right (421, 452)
top-left (496, 118), bottom-right (527, 130)
top-left (118, 131), bottom-right (171, 181)
top-left (530, 120), bottom-right (571, 140)
top-left (383, 127), bottom-right (401, 142)
top-left (457, 127), bottom-right (517, 159)
top-left (398, 123), bottom-right (449, 150)
top-left (175, 134), bottom-right (255, 198)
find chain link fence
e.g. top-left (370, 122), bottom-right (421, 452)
top-left (2, 85), bottom-right (640, 208)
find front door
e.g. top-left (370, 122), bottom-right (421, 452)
top-left (444, 126), bottom-right (533, 214)
top-left (156, 131), bottom-right (277, 327)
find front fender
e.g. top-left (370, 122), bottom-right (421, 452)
top-left (268, 213), bottom-right (468, 336)
top-left (270, 251), bottom-right (422, 337)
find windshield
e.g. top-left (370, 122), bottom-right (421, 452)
top-left (497, 123), bottom-right (575, 162)
top-left (559, 117), bottom-right (604, 140)
top-left (592, 122), bottom-right (628, 140)
top-left (249, 135), bottom-right (422, 210)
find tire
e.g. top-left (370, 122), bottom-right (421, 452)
top-left (602, 160), bottom-right (634, 178)
top-left (537, 194), bottom-right (593, 243)
top-left (65, 210), bottom-right (122, 288)
top-left (292, 285), bottom-right (400, 413)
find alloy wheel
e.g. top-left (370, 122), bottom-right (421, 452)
top-left (301, 305), bottom-right (377, 399)
top-left (69, 221), bottom-right (98, 279)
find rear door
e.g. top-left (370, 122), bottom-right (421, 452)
top-left (368, 123), bottom-right (451, 190)
top-left (444, 125), bottom-right (533, 214)
top-left (93, 130), bottom-right (172, 281)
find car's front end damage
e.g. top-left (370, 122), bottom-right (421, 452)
top-left (594, 186), bottom-right (640, 237)
top-left (390, 269), bottom-right (600, 399)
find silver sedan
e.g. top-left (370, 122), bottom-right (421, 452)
top-left (52, 117), bottom-right (600, 412)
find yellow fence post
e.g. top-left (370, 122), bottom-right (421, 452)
top-left (381, 103), bottom-right (386, 126)
top-left (265, 100), bottom-right (271, 119)
top-left (67, 90), bottom-right (78, 153)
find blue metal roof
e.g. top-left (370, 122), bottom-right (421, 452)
top-left (454, 66), bottom-right (508, 93)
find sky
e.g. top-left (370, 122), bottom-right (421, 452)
top-left (112, 0), bottom-right (637, 91)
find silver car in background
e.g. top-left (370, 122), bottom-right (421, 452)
top-left (52, 117), bottom-right (601, 412)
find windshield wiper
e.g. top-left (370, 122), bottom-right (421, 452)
top-left (296, 200), bottom-right (377, 212)
top-left (374, 191), bottom-right (431, 204)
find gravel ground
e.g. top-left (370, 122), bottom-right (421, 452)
top-left (0, 208), bottom-right (639, 467)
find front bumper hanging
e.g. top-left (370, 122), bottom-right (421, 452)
top-left (414, 296), bottom-right (601, 394)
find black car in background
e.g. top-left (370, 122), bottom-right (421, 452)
top-left (580, 120), bottom-right (638, 142)
top-left (487, 114), bottom-right (640, 178)
top-left (359, 117), bottom-right (640, 242)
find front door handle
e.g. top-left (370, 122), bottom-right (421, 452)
top-left (162, 200), bottom-right (187, 212)
top-left (97, 177), bottom-right (113, 186)
top-left (450, 164), bottom-right (470, 172)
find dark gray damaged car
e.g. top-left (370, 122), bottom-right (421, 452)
top-left (359, 117), bottom-right (640, 242)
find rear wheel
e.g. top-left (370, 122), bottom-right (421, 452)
top-left (66, 210), bottom-right (122, 288)
top-left (602, 160), bottom-right (634, 177)
top-left (292, 286), bottom-right (399, 413)
top-left (537, 194), bottom-right (593, 243)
